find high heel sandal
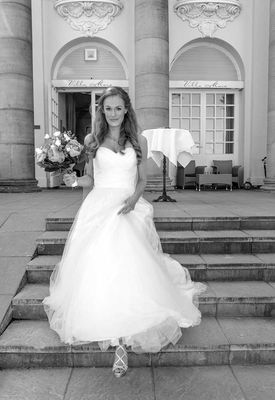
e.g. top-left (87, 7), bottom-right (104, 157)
top-left (112, 344), bottom-right (128, 378)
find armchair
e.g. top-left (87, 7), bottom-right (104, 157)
top-left (212, 160), bottom-right (244, 189)
top-left (176, 160), bottom-right (206, 189)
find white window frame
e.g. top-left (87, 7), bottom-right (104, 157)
top-left (169, 88), bottom-right (240, 166)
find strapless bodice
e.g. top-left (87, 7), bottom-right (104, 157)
top-left (93, 146), bottom-right (138, 189)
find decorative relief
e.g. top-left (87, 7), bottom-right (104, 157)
top-left (54, 0), bottom-right (123, 36)
top-left (174, 0), bottom-right (242, 38)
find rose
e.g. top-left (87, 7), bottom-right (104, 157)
top-left (35, 148), bottom-right (46, 163)
top-left (48, 145), bottom-right (65, 163)
top-left (65, 139), bottom-right (83, 157)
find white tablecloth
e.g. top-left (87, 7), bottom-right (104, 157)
top-left (142, 128), bottom-right (196, 168)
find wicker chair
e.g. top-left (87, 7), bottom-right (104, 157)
top-left (176, 160), bottom-right (206, 189)
top-left (212, 160), bottom-right (244, 189)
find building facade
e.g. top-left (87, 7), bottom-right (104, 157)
top-left (0, 0), bottom-right (274, 189)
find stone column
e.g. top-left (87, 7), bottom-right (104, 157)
top-left (0, 0), bottom-right (39, 192)
top-left (135, 0), bottom-right (169, 178)
top-left (262, 0), bottom-right (275, 190)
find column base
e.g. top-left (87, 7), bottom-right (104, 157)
top-left (260, 178), bottom-right (275, 191)
top-left (0, 179), bottom-right (41, 193)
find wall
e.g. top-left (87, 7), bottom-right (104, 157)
top-left (169, 0), bottom-right (270, 183)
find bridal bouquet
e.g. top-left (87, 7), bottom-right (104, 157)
top-left (35, 131), bottom-right (88, 176)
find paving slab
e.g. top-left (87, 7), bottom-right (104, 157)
top-left (217, 317), bottom-right (275, 345)
top-left (0, 368), bottom-right (72, 400)
top-left (154, 366), bottom-right (245, 400)
top-left (208, 281), bottom-right (275, 298)
top-left (0, 212), bottom-right (48, 232)
top-left (0, 232), bottom-right (38, 257)
top-left (202, 254), bottom-right (263, 265)
top-left (232, 365), bottom-right (275, 400)
top-left (64, 367), bottom-right (154, 400)
top-left (0, 257), bottom-right (28, 295)
top-left (256, 253), bottom-right (275, 264)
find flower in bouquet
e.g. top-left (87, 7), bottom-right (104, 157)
top-left (65, 139), bottom-right (83, 158)
top-left (35, 131), bottom-right (88, 174)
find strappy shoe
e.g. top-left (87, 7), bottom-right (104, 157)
top-left (112, 344), bottom-right (128, 378)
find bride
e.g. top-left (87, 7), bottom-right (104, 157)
top-left (43, 86), bottom-right (206, 378)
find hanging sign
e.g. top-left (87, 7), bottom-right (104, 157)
top-left (170, 80), bottom-right (244, 89)
top-left (52, 79), bottom-right (128, 89)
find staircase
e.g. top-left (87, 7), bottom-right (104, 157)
top-left (1, 211), bottom-right (275, 368)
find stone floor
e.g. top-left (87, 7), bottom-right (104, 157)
top-left (1, 365), bottom-right (275, 400)
top-left (1, 187), bottom-right (275, 399)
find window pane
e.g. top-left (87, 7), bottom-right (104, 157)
top-left (206, 106), bottom-right (215, 117)
top-left (206, 119), bottom-right (214, 129)
top-left (206, 143), bottom-right (214, 154)
top-left (192, 131), bottom-right (200, 142)
top-left (226, 94), bottom-right (234, 104)
top-left (226, 119), bottom-right (234, 129)
top-left (182, 94), bottom-right (190, 105)
top-left (216, 106), bottom-right (225, 117)
top-left (226, 106), bottom-right (234, 117)
top-left (192, 106), bottom-right (200, 117)
top-left (225, 143), bottom-right (234, 154)
top-left (192, 119), bottom-right (200, 130)
top-left (181, 119), bottom-right (190, 130)
top-left (226, 131), bottom-right (234, 141)
top-left (206, 94), bottom-right (215, 104)
top-left (171, 119), bottom-right (180, 129)
top-left (182, 106), bottom-right (190, 117)
top-left (172, 107), bottom-right (180, 118)
top-left (216, 119), bottom-right (224, 130)
top-left (216, 94), bottom-right (225, 104)
top-left (206, 131), bottom-right (214, 142)
top-left (192, 94), bottom-right (200, 104)
top-left (172, 94), bottom-right (180, 105)
top-left (215, 143), bottom-right (224, 154)
top-left (216, 131), bottom-right (224, 142)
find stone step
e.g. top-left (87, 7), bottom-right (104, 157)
top-left (1, 317), bottom-right (275, 368)
top-left (26, 254), bottom-right (275, 283)
top-left (36, 230), bottom-right (275, 255)
top-left (45, 215), bottom-right (275, 231)
top-left (12, 282), bottom-right (275, 320)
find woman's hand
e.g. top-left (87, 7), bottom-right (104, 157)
top-left (63, 172), bottom-right (77, 187)
top-left (118, 195), bottom-right (137, 215)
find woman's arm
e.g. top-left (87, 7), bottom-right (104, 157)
top-left (118, 135), bottom-right (147, 214)
top-left (63, 155), bottom-right (94, 188)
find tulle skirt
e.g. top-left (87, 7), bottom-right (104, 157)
top-left (43, 186), bottom-right (206, 353)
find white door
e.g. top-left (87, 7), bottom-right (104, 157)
top-left (170, 90), bottom-right (239, 167)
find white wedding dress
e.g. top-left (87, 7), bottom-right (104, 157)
top-left (43, 146), bottom-right (206, 353)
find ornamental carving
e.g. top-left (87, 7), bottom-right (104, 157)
top-left (174, 0), bottom-right (242, 38)
top-left (54, 0), bottom-right (123, 36)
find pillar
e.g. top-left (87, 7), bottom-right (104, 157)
top-left (262, 0), bottom-right (275, 190)
top-left (135, 0), bottom-right (169, 177)
top-left (0, 0), bottom-right (39, 192)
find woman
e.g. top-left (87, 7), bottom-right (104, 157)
top-left (43, 87), bottom-right (206, 378)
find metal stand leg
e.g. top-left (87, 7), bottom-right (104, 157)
top-left (153, 156), bottom-right (176, 202)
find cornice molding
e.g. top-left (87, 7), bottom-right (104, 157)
top-left (174, 0), bottom-right (242, 38)
top-left (54, 0), bottom-right (123, 36)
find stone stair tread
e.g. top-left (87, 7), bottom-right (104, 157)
top-left (175, 254), bottom-right (274, 266)
top-left (26, 254), bottom-right (275, 270)
top-left (27, 255), bottom-right (61, 268)
top-left (1, 317), bottom-right (275, 353)
top-left (36, 230), bottom-right (275, 243)
top-left (12, 281), bottom-right (275, 305)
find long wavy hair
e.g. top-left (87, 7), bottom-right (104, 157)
top-left (87, 87), bottom-right (142, 163)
